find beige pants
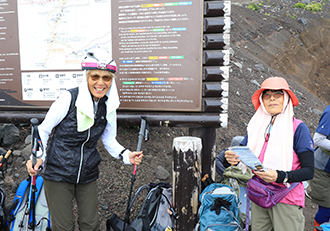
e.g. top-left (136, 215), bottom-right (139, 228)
top-left (44, 179), bottom-right (100, 231)
top-left (251, 201), bottom-right (305, 231)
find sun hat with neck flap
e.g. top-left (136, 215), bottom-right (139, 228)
top-left (251, 76), bottom-right (299, 110)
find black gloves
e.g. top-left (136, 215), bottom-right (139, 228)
top-left (210, 197), bottom-right (232, 215)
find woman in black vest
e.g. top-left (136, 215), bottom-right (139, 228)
top-left (26, 48), bottom-right (143, 231)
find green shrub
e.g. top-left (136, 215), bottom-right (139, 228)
top-left (291, 13), bottom-right (297, 18)
top-left (286, 12), bottom-right (297, 18)
top-left (293, 2), bottom-right (306, 8)
top-left (248, 3), bottom-right (260, 11)
top-left (293, 2), bottom-right (323, 11)
top-left (305, 3), bottom-right (323, 11)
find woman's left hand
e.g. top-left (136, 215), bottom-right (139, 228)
top-left (129, 151), bottom-right (143, 165)
top-left (254, 169), bottom-right (278, 183)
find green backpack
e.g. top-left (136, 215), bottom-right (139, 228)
top-left (221, 165), bottom-right (253, 226)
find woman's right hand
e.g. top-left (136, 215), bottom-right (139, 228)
top-left (26, 159), bottom-right (43, 176)
top-left (225, 150), bottom-right (241, 165)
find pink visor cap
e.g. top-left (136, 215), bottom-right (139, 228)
top-left (81, 48), bottom-right (117, 73)
top-left (81, 62), bottom-right (117, 73)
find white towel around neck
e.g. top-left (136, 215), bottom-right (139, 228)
top-left (247, 91), bottom-right (294, 171)
top-left (75, 74), bottom-right (120, 132)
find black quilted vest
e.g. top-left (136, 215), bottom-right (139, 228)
top-left (42, 87), bottom-right (108, 184)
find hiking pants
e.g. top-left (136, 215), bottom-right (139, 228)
top-left (251, 201), bottom-right (304, 231)
top-left (44, 179), bottom-right (100, 231)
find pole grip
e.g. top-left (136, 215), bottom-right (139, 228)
top-left (4, 148), bottom-right (13, 159)
top-left (136, 115), bottom-right (147, 152)
top-left (0, 148), bottom-right (13, 167)
top-left (30, 118), bottom-right (39, 167)
top-left (133, 116), bottom-right (147, 175)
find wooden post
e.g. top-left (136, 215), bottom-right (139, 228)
top-left (189, 127), bottom-right (217, 180)
top-left (172, 136), bottom-right (202, 231)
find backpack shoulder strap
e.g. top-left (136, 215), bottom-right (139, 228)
top-left (0, 187), bottom-right (5, 206)
top-left (9, 176), bottom-right (43, 220)
top-left (141, 186), bottom-right (162, 231)
top-left (10, 178), bottom-right (30, 218)
top-left (0, 187), bottom-right (6, 227)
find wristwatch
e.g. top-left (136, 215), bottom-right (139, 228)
top-left (283, 172), bottom-right (289, 183)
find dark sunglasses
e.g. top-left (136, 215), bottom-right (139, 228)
top-left (89, 74), bottom-right (112, 82)
top-left (262, 90), bottom-right (284, 100)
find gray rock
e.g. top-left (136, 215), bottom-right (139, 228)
top-left (13, 150), bottom-right (21, 157)
top-left (301, 0), bottom-right (311, 4)
top-left (155, 166), bottom-right (170, 180)
top-left (16, 157), bottom-right (24, 164)
top-left (102, 205), bottom-right (109, 210)
top-left (21, 144), bottom-right (32, 160)
top-left (25, 135), bottom-right (32, 145)
top-left (4, 175), bottom-right (14, 186)
top-left (298, 17), bottom-right (307, 25)
top-left (232, 62), bottom-right (243, 69)
top-left (251, 79), bottom-right (261, 87)
top-left (0, 147), bottom-right (6, 155)
top-left (254, 64), bottom-right (265, 72)
top-left (12, 181), bottom-right (19, 193)
top-left (313, 108), bottom-right (323, 116)
top-left (2, 124), bottom-right (20, 147)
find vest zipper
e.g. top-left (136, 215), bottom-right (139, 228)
top-left (77, 128), bottom-right (91, 184)
top-left (76, 99), bottom-right (98, 183)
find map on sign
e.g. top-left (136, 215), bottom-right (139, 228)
top-left (17, 0), bottom-right (112, 71)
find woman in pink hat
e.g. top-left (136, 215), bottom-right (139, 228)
top-left (225, 77), bottom-right (314, 230)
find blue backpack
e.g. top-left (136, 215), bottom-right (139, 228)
top-left (320, 222), bottom-right (330, 231)
top-left (197, 183), bottom-right (243, 231)
top-left (8, 175), bottom-right (51, 231)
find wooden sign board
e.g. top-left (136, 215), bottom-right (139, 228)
top-left (0, 0), bottom-right (202, 111)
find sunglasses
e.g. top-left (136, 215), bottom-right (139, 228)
top-left (262, 90), bottom-right (284, 100)
top-left (89, 74), bottom-right (112, 82)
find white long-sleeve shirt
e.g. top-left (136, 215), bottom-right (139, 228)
top-left (37, 90), bottom-right (131, 164)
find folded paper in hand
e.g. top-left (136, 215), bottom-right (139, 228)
top-left (229, 146), bottom-right (268, 172)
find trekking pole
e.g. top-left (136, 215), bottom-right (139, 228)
top-left (0, 148), bottom-right (13, 178)
top-left (17, 200), bottom-right (29, 231)
top-left (123, 115), bottom-right (148, 231)
top-left (0, 148), bottom-right (13, 168)
top-left (29, 118), bottom-right (40, 231)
